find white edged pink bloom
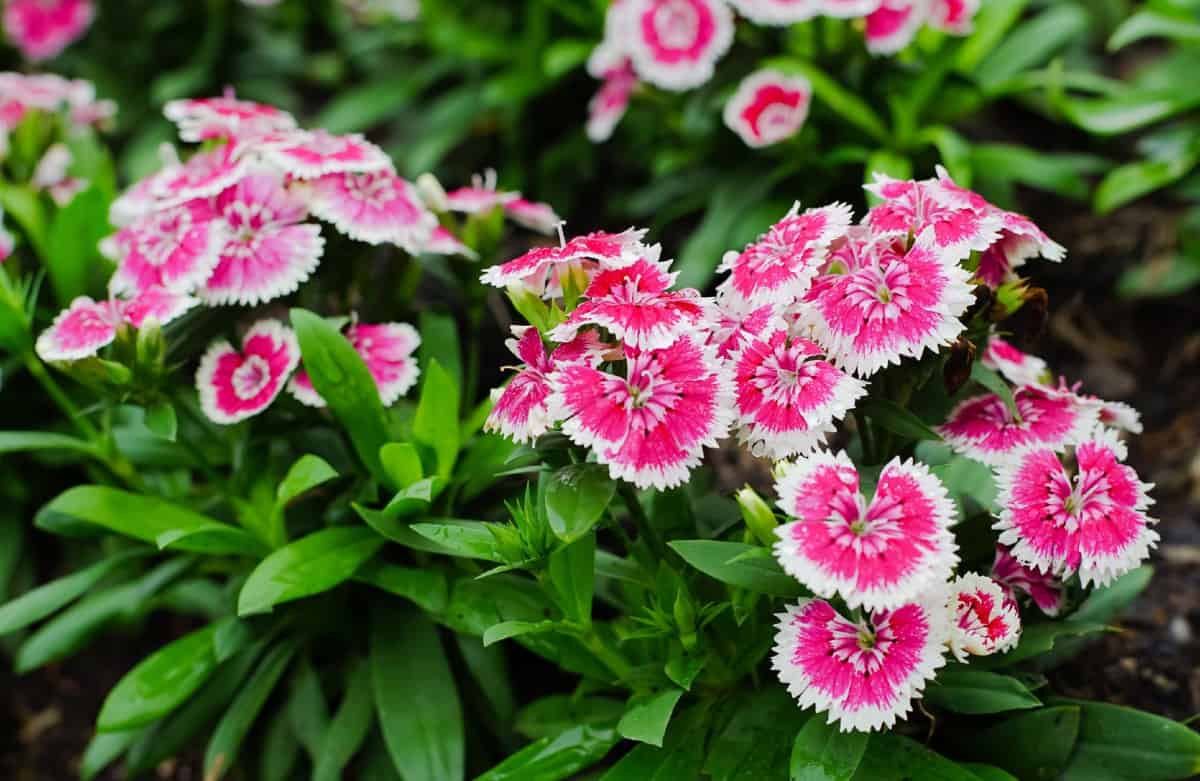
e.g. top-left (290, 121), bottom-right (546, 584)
top-left (723, 69), bottom-right (812, 149)
top-left (152, 142), bottom-right (252, 209)
top-left (443, 169), bottom-right (519, 214)
top-left (421, 225), bottom-right (477, 259)
top-left (549, 335), bottom-right (733, 489)
top-left (504, 198), bottom-right (562, 236)
top-left (733, 328), bottom-right (866, 459)
top-left (945, 572), bottom-right (1021, 662)
top-left (200, 173), bottom-right (324, 306)
top-left (928, 0), bottom-right (979, 34)
top-left (588, 1), bottom-right (635, 79)
top-left (709, 294), bottom-right (783, 359)
top-left (550, 256), bottom-right (710, 350)
top-left (865, 173), bottom-right (1001, 263)
top-left (197, 319), bottom-right (300, 424)
top-left (481, 228), bottom-right (647, 297)
top-left (994, 426), bottom-right (1158, 588)
top-left (718, 202), bottom-right (852, 306)
top-left (820, 0), bottom-right (884, 17)
top-left (863, 0), bottom-right (927, 54)
top-left (991, 544), bottom-right (1065, 617)
top-left (726, 0), bottom-right (822, 25)
top-left (257, 129), bottom-right (392, 179)
top-left (981, 335), bottom-right (1050, 388)
top-left (772, 597), bottom-right (948, 732)
top-left (2, 0), bottom-right (93, 61)
top-left (306, 169), bottom-right (437, 252)
top-left (164, 91), bottom-right (297, 143)
top-left (587, 61), bottom-right (637, 143)
top-left (290, 321), bottom-right (420, 408)
top-left (774, 451), bottom-right (958, 612)
top-left (621, 0), bottom-right (735, 92)
top-left (806, 230), bottom-right (974, 377)
top-left (106, 199), bottom-right (227, 295)
top-left (35, 287), bottom-right (196, 362)
top-left (938, 384), bottom-right (1098, 467)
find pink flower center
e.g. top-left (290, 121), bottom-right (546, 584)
top-left (756, 341), bottom-right (826, 404)
top-left (956, 592), bottom-right (1006, 642)
top-left (828, 614), bottom-right (897, 674)
top-left (232, 355), bottom-right (272, 399)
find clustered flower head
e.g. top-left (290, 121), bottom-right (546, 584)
top-left (2, 0), bottom-right (93, 61)
top-left (1, 71), bottom-right (114, 145)
top-left (482, 166), bottom-right (1157, 733)
top-left (585, 0), bottom-right (980, 144)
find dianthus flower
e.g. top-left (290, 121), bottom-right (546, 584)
top-left (504, 198), bottom-right (562, 236)
top-left (995, 426), bottom-right (1158, 587)
top-left (981, 335), bottom-right (1050, 388)
top-left (164, 90), bottom-right (297, 143)
top-left (421, 225), bottom-right (476, 259)
top-left (549, 335), bottom-right (733, 489)
top-left (0, 72), bottom-right (113, 130)
top-left (863, 0), bottom-right (978, 54)
top-left (290, 321), bottom-right (420, 407)
top-left (772, 597), bottom-right (948, 732)
top-left (991, 544), bottom-right (1065, 617)
top-left (35, 287), bottom-right (196, 362)
top-left (197, 319), bottom-right (299, 424)
top-left (443, 169), bottom-right (520, 214)
top-left (774, 451), bottom-right (958, 611)
top-left (726, 0), bottom-right (822, 24)
top-left (306, 169), bottom-right (437, 252)
top-left (865, 172), bottom-right (1000, 262)
top-left (621, 0), bottom-right (734, 92)
top-left (708, 294), bottom-right (782, 359)
top-left (939, 384), bottom-right (1098, 466)
top-left (3, 0), bottom-right (93, 61)
top-left (587, 62), bottom-right (637, 143)
top-left (106, 199), bottom-right (227, 295)
top-left (481, 228), bottom-right (646, 297)
top-left (733, 328), bottom-right (866, 458)
top-left (945, 572), bottom-right (1021, 662)
top-left (723, 69), bottom-right (812, 148)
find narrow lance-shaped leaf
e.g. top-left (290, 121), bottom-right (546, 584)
top-left (238, 526), bottom-right (384, 616)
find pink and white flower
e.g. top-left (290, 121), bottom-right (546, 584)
top-left (549, 335), bottom-right (733, 489)
top-left (772, 597), bottom-right (948, 732)
top-left (588, 0), bottom-right (634, 79)
top-left (945, 572), bottom-right (1021, 662)
top-left (306, 169), bottom-right (436, 252)
top-left (863, 0), bottom-right (926, 54)
top-left (152, 142), bottom-right (252, 209)
top-left (622, 0), bottom-right (734, 92)
top-left (820, 0), bottom-right (884, 17)
top-left (723, 69), bottom-right (812, 148)
top-left (929, 0), bottom-right (979, 34)
top-left (939, 384), bottom-right (1098, 466)
top-left (290, 321), bottom-right (420, 407)
top-left (420, 225), bottom-right (476, 259)
top-left (733, 329), bottom-right (866, 458)
top-left (443, 169), bottom-right (519, 214)
top-left (107, 199), bottom-right (227, 294)
top-left (806, 230), bottom-right (974, 377)
top-left (725, 0), bottom-right (821, 25)
top-left (550, 257), bottom-right (710, 350)
top-left (30, 142), bottom-right (84, 205)
top-left (2, 0), bottom-right (93, 61)
top-left (994, 427), bottom-right (1158, 587)
top-left (504, 198), bottom-right (562, 235)
top-left (481, 228), bottom-right (646, 296)
top-left (718, 203), bottom-right (852, 306)
top-left (257, 129), bottom-right (391, 179)
top-left (865, 173), bottom-right (1001, 262)
top-left (164, 91), bottom-right (297, 143)
top-left (709, 295), bottom-right (782, 359)
top-left (981, 336), bottom-right (1049, 388)
top-left (991, 544), bottom-right (1065, 617)
top-left (1095, 398), bottom-right (1143, 435)
top-left (35, 288), bottom-right (196, 362)
top-left (201, 174), bottom-right (324, 306)
top-left (774, 451), bottom-right (958, 611)
top-left (197, 320), bottom-right (300, 424)
top-left (587, 61), bottom-right (637, 143)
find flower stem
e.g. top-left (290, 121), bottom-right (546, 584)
top-left (24, 355), bottom-right (98, 440)
top-left (854, 409), bottom-right (876, 464)
top-left (617, 481), bottom-right (665, 561)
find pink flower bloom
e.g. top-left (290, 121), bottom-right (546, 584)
top-left (306, 170), bottom-right (436, 252)
top-left (0, 72), bottom-right (111, 129)
top-left (587, 61), bottom-right (637, 143)
top-left (928, 0), bottom-right (978, 34)
top-left (197, 320), bottom-right (300, 424)
top-left (863, 0), bottom-right (925, 54)
top-left (290, 321), bottom-right (420, 408)
top-left (726, 0), bottom-right (821, 25)
top-left (709, 295), bottom-right (782, 359)
top-left (481, 228), bottom-right (646, 296)
top-left (549, 335), bottom-right (733, 489)
top-left (774, 451), bottom-right (958, 611)
top-left (443, 169), bottom-right (519, 214)
top-left (622, 0), bottom-right (734, 92)
top-left (981, 335), bottom-right (1049, 388)
top-left (164, 91), bottom-right (296, 143)
top-left (945, 572), bottom-right (1021, 662)
top-left (420, 225), bottom-right (477, 259)
top-left (258, 129), bottom-right (391, 179)
top-left (201, 174), bottom-right (324, 306)
top-left (991, 544), bottom-right (1065, 617)
top-left (107, 199), bottom-right (227, 294)
top-left (3, 0), bottom-right (93, 61)
top-left (550, 257), bottom-right (710, 350)
top-left (820, 0), bottom-right (884, 17)
top-left (723, 69), bottom-right (811, 148)
top-left (865, 173), bottom-right (1001, 262)
top-left (504, 198), bottom-right (562, 236)
top-left (719, 203), bottom-right (852, 306)
top-left (108, 144), bottom-right (181, 227)
top-left (1096, 399), bottom-right (1143, 435)
top-left (733, 329), bottom-right (866, 458)
top-left (995, 427), bottom-right (1158, 587)
top-left (152, 143), bottom-right (251, 209)
top-left (35, 287), bottom-right (196, 362)
top-left (807, 230), bottom-right (974, 377)
top-left (939, 384), bottom-right (1098, 466)
top-left (587, 1), bottom-right (634, 79)
top-left (772, 598), bottom-right (948, 732)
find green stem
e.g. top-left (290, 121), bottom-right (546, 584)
top-left (24, 355), bottom-right (98, 440)
top-left (617, 481), bottom-right (665, 561)
top-left (576, 627), bottom-right (633, 683)
top-left (854, 409), bottom-right (876, 465)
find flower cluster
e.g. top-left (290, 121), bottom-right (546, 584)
top-left (585, 0), bottom-right (979, 144)
top-left (482, 166), bottom-right (1157, 732)
top-left (2, 0), bottom-right (93, 61)
top-left (1, 71), bottom-right (114, 145)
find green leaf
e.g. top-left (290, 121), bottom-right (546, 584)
top-left (413, 360), bottom-right (461, 481)
top-left (705, 689), bottom-right (808, 779)
top-left (973, 4), bottom-right (1089, 90)
top-left (313, 662), bottom-right (376, 781)
top-left (44, 185), bottom-right (111, 304)
top-left (144, 401), bottom-right (177, 441)
top-left (544, 464), bottom-right (615, 542)
top-left (864, 150), bottom-right (912, 193)
top-left (98, 623), bottom-right (220, 731)
top-left (618, 689), bottom-right (685, 748)
top-left (356, 560), bottom-right (449, 613)
top-left (920, 126), bottom-right (973, 186)
top-left (965, 706), bottom-right (1080, 780)
top-left (0, 550), bottom-right (145, 635)
top-left (669, 540), bottom-right (805, 598)
top-left (970, 362), bottom-right (1019, 418)
top-left (260, 709), bottom-right (300, 781)
top-left (923, 669), bottom-right (1042, 714)
top-left (276, 454), bottom-right (338, 506)
top-left (1072, 565), bottom-right (1153, 624)
top-left (859, 397), bottom-right (941, 442)
top-left (548, 533), bottom-right (594, 626)
top-left (204, 640), bottom-right (299, 780)
top-left (286, 658), bottom-right (330, 761)
top-left (409, 520), bottom-right (504, 562)
top-left (931, 456), bottom-right (999, 514)
top-left (516, 695), bottom-right (626, 740)
top-left (155, 523), bottom-right (266, 557)
top-left (80, 728), bottom-right (143, 781)
top-left (475, 726), bottom-right (619, 781)
top-left (1108, 10), bottom-right (1200, 52)
top-left (980, 622), bottom-right (1108, 668)
top-left (790, 717), bottom-right (868, 781)
top-left (1097, 157), bottom-right (1200, 214)
top-left (417, 311), bottom-right (463, 394)
top-left (1117, 253), bottom-right (1200, 298)
top-left (955, 0), bottom-right (1028, 73)
top-left (970, 144), bottom-right (1106, 201)
top-left (0, 430), bottom-right (97, 457)
top-left (1062, 87), bottom-right (1200, 136)
top-left (852, 732), bottom-right (985, 780)
top-left (482, 620), bottom-right (559, 648)
top-left (372, 603), bottom-right (464, 781)
top-left (456, 634), bottom-right (516, 722)
top-left (380, 442), bottom-right (424, 488)
top-left (1055, 699), bottom-right (1200, 780)
top-left (237, 527), bottom-right (384, 615)
top-left (291, 308), bottom-right (392, 481)
top-left (675, 173), bottom-right (783, 290)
